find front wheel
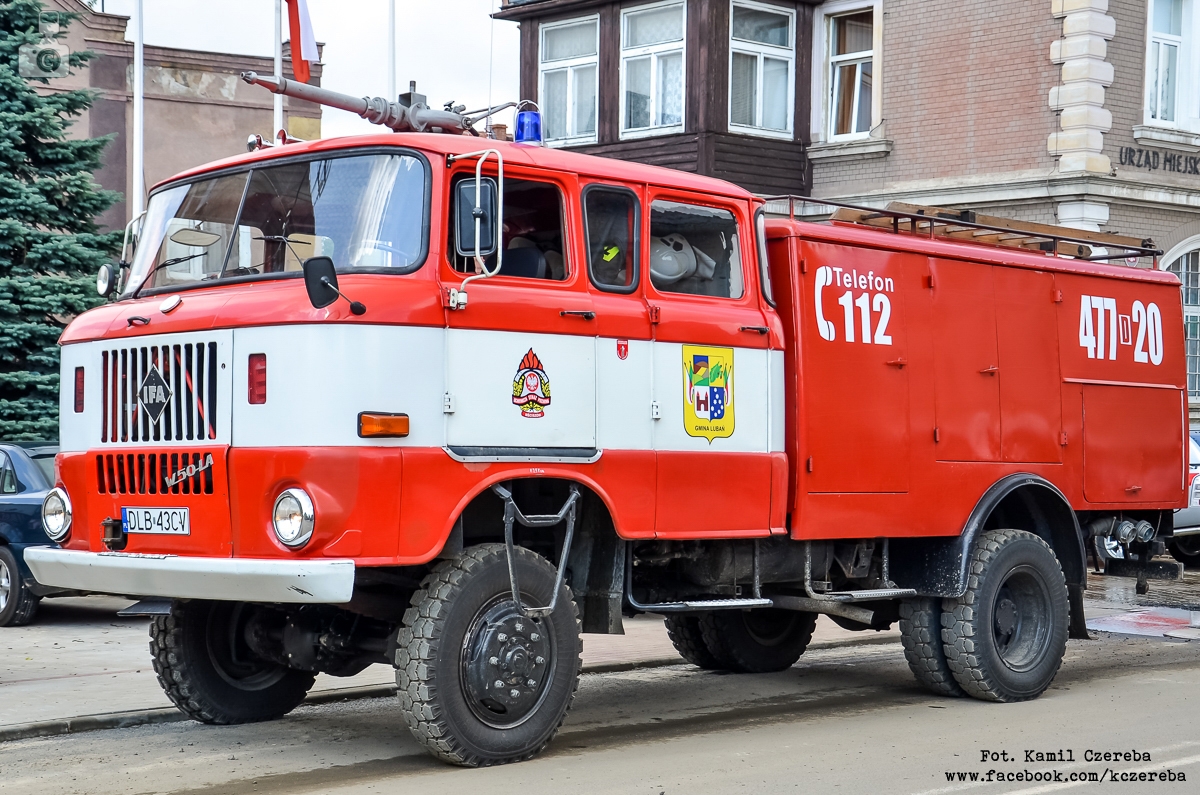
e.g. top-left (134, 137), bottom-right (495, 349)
top-left (150, 601), bottom-right (315, 724)
top-left (1167, 535), bottom-right (1200, 568)
top-left (395, 544), bottom-right (582, 766)
top-left (942, 529), bottom-right (1069, 702)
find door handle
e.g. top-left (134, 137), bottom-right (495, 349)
top-left (1126, 485), bottom-right (1142, 494)
top-left (560, 310), bottom-right (595, 320)
top-left (739, 325), bottom-right (769, 335)
top-left (979, 365), bottom-right (998, 375)
top-left (886, 358), bottom-right (907, 368)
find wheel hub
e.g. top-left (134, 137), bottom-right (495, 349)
top-left (463, 600), bottom-right (552, 727)
top-left (994, 596), bottom-right (1019, 637)
top-left (0, 559), bottom-right (10, 612)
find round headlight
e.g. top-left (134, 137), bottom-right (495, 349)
top-left (42, 488), bottom-right (72, 542)
top-left (272, 488), bottom-right (314, 548)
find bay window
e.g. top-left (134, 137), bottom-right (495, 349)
top-left (540, 16), bottom-right (599, 144)
top-left (621, 1), bottom-right (686, 137)
top-left (729, 1), bottom-right (795, 136)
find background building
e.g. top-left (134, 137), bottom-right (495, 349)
top-left (39, 0), bottom-right (322, 231)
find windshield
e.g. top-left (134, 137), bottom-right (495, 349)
top-left (124, 152), bottom-right (428, 296)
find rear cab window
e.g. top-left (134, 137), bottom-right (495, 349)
top-left (648, 200), bottom-right (745, 299)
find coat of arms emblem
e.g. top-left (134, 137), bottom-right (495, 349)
top-left (683, 345), bottom-right (734, 442)
top-left (512, 348), bottom-right (552, 418)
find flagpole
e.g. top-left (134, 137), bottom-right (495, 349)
top-left (131, 0), bottom-right (144, 218)
top-left (273, 0), bottom-right (283, 134)
top-left (387, 0), bottom-right (396, 100)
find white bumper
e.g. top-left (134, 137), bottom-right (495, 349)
top-left (23, 548), bottom-right (355, 604)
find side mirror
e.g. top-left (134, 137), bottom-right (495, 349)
top-left (454, 177), bottom-right (498, 258)
top-left (302, 256), bottom-right (339, 309)
top-left (302, 256), bottom-right (366, 315)
top-left (97, 263), bottom-right (118, 297)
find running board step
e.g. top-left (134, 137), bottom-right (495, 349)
top-left (633, 597), bottom-right (775, 613)
top-left (821, 588), bottom-right (917, 602)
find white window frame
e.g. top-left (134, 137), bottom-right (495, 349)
top-left (727, 0), bottom-right (796, 140)
top-left (1166, 246), bottom-right (1200, 397)
top-left (539, 15), bottom-right (600, 146)
top-left (1143, 0), bottom-right (1200, 132)
top-left (619, 0), bottom-right (687, 140)
top-left (809, 0), bottom-right (882, 144)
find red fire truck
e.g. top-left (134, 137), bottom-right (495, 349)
top-left (26, 75), bottom-right (1188, 767)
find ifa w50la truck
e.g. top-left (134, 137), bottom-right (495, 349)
top-left (26, 74), bottom-right (1189, 767)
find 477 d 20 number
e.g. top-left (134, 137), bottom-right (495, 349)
top-left (1079, 294), bottom-right (1163, 365)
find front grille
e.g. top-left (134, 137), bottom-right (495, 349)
top-left (100, 342), bottom-right (218, 443)
top-left (95, 451), bottom-right (216, 495)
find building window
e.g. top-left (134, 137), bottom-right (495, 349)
top-left (828, 10), bottom-right (874, 139)
top-left (1148, 0), bottom-right (1184, 123)
top-left (620, 1), bottom-right (686, 137)
top-left (540, 17), bottom-right (599, 144)
top-left (728, 1), bottom-right (795, 137)
top-left (1169, 250), bottom-right (1200, 396)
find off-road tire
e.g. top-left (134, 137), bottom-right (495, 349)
top-left (698, 608), bottom-right (817, 673)
top-left (899, 598), bottom-right (963, 697)
top-left (395, 544), bottom-right (582, 766)
top-left (664, 614), bottom-right (723, 669)
top-left (150, 600), bottom-right (315, 724)
top-left (1166, 535), bottom-right (1200, 568)
top-left (0, 546), bottom-right (39, 627)
top-left (942, 529), bottom-right (1069, 703)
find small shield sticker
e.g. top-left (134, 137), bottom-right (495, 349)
top-left (138, 366), bottom-right (172, 423)
top-left (616, 339), bottom-right (629, 360)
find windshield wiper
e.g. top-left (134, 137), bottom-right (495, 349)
top-left (131, 253), bottom-right (207, 299)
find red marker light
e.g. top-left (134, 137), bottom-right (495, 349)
top-left (248, 354), bottom-right (267, 404)
top-left (73, 367), bottom-right (85, 413)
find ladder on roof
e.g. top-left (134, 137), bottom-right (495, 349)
top-left (763, 196), bottom-right (1162, 264)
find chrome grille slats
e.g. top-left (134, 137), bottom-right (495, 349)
top-left (98, 340), bottom-right (220, 444)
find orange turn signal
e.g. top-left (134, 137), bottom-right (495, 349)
top-left (357, 412), bottom-right (410, 438)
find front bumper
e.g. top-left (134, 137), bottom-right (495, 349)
top-left (23, 548), bottom-right (354, 603)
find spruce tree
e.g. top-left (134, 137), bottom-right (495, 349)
top-left (0, 1), bottom-right (120, 441)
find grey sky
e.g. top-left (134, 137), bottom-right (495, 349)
top-left (98, 0), bottom-right (521, 138)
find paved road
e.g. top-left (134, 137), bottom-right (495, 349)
top-left (3, 629), bottom-right (1198, 795)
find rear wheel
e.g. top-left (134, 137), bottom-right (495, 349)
top-left (395, 544), bottom-right (582, 766)
top-left (942, 529), bottom-right (1069, 703)
top-left (664, 614), bottom-right (722, 670)
top-left (899, 598), bottom-right (962, 697)
top-left (1167, 535), bottom-right (1200, 568)
top-left (150, 600), bottom-right (315, 724)
top-left (699, 608), bottom-right (817, 673)
top-left (0, 546), bottom-right (39, 627)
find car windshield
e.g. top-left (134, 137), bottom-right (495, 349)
top-left (123, 152), bottom-right (427, 296)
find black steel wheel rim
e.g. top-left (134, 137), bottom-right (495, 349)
top-left (205, 603), bottom-right (288, 691)
top-left (741, 609), bottom-right (801, 648)
top-left (460, 594), bottom-right (557, 729)
top-left (991, 564), bottom-right (1053, 673)
top-left (1174, 535), bottom-right (1200, 556)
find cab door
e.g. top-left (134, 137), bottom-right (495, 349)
top-left (645, 194), bottom-right (774, 537)
top-left (443, 170), bottom-right (596, 455)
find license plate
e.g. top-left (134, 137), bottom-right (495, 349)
top-left (122, 507), bottom-right (190, 535)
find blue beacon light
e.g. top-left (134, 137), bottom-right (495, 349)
top-left (515, 106), bottom-right (543, 144)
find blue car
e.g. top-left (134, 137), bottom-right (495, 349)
top-left (0, 443), bottom-right (77, 626)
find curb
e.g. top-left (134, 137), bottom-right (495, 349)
top-left (0, 633), bottom-right (899, 744)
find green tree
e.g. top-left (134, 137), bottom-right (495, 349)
top-left (0, 0), bottom-right (120, 441)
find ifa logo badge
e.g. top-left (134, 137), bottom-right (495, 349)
top-left (512, 348), bottom-right (552, 418)
top-left (683, 345), bottom-right (734, 442)
top-left (138, 366), bottom-right (172, 423)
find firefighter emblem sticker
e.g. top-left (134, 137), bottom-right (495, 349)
top-left (138, 366), bottom-right (172, 424)
top-left (683, 345), bottom-right (734, 442)
top-left (512, 348), bottom-right (552, 418)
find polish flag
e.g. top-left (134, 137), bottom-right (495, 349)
top-left (285, 0), bottom-right (319, 83)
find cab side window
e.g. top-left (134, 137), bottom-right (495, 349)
top-left (649, 200), bottom-right (745, 298)
top-left (584, 187), bottom-right (639, 292)
top-left (449, 177), bottom-right (568, 280)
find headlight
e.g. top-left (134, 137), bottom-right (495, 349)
top-left (42, 488), bottom-right (72, 542)
top-left (272, 488), bottom-right (314, 548)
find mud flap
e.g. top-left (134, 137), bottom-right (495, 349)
top-left (1068, 583), bottom-right (1090, 640)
